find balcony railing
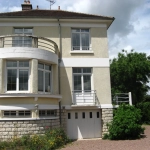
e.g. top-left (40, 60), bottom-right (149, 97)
top-left (0, 34), bottom-right (58, 54)
top-left (112, 92), bottom-right (132, 105)
top-left (72, 90), bottom-right (99, 105)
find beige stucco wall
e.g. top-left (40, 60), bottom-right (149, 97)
top-left (60, 67), bottom-right (112, 105)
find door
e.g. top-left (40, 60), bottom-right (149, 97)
top-left (67, 110), bottom-right (101, 139)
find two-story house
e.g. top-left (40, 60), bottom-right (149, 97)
top-left (0, 1), bottom-right (114, 140)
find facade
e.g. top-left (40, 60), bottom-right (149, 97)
top-left (0, 1), bottom-right (114, 140)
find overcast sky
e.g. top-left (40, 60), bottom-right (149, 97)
top-left (0, 0), bottom-right (150, 59)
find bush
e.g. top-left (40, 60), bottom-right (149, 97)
top-left (0, 128), bottom-right (70, 150)
top-left (103, 104), bottom-right (145, 140)
top-left (136, 102), bottom-right (150, 124)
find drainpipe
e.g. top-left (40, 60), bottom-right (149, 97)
top-left (58, 19), bottom-right (62, 126)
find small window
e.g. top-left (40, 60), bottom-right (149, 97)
top-left (75, 112), bottom-right (78, 119)
top-left (3, 110), bottom-right (31, 117)
top-left (68, 113), bottom-right (71, 119)
top-left (89, 112), bottom-right (92, 118)
top-left (97, 112), bottom-right (99, 118)
top-left (39, 110), bottom-right (56, 117)
top-left (82, 112), bottom-right (85, 119)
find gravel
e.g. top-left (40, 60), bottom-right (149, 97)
top-left (61, 125), bottom-right (150, 150)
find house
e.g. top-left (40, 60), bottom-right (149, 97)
top-left (0, 0), bottom-right (115, 140)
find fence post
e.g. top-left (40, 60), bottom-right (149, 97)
top-left (129, 92), bottom-right (132, 105)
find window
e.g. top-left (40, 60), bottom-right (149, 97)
top-left (72, 29), bottom-right (90, 50)
top-left (89, 112), bottom-right (92, 118)
top-left (75, 112), bottom-right (78, 119)
top-left (68, 113), bottom-right (71, 119)
top-left (38, 63), bottom-right (51, 92)
top-left (6, 60), bottom-right (29, 91)
top-left (3, 110), bottom-right (31, 117)
top-left (13, 28), bottom-right (32, 47)
top-left (73, 68), bottom-right (92, 92)
top-left (39, 110), bottom-right (56, 117)
top-left (82, 112), bottom-right (85, 119)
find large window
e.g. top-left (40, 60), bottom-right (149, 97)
top-left (72, 29), bottom-right (90, 51)
top-left (73, 68), bottom-right (92, 92)
top-left (13, 28), bottom-right (32, 47)
top-left (38, 63), bottom-right (51, 92)
top-left (39, 110), bottom-right (56, 117)
top-left (6, 60), bottom-right (29, 91)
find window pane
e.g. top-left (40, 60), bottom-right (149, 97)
top-left (81, 33), bottom-right (89, 50)
top-left (83, 75), bottom-right (91, 91)
top-left (72, 29), bottom-right (80, 32)
top-left (38, 63), bottom-right (44, 69)
top-left (83, 68), bottom-right (91, 73)
top-left (72, 33), bottom-right (80, 50)
top-left (75, 112), bottom-right (78, 119)
top-left (45, 65), bottom-right (51, 71)
top-left (97, 112), bottom-right (99, 118)
top-left (24, 37), bottom-right (32, 47)
top-left (19, 70), bottom-right (28, 91)
top-left (73, 68), bottom-right (82, 73)
top-left (45, 72), bottom-right (50, 92)
top-left (7, 69), bottom-right (17, 91)
top-left (74, 75), bottom-right (82, 92)
top-left (24, 29), bottom-right (32, 33)
top-left (14, 28), bottom-right (23, 33)
top-left (19, 61), bottom-right (29, 67)
top-left (81, 29), bottom-right (89, 32)
top-left (90, 112), bottom-right (92, 118)
top-left (68, 113), bottom-right (71, 119)
top-left (38, 70), bottom-right (43, 91)
top-left (7, 61), bottom-right (17, 67)
top-left (82, 112), bottom-right (85, 119)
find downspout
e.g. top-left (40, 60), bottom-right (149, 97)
top-left (58, 19), bottom-right (62, 126)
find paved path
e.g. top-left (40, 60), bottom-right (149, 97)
top-left (61, 125), bottom-right (150, 150)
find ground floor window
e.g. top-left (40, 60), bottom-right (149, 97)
top-left (73, 68), bottom-right (92, 92)
top-left (39, 110), bottom-right (56, 117)
top-left (3, 110), bottom-right (31, 117)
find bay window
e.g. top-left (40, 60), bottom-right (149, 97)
top-left (72, 29), bottom-right (90, 50)
top-left (6, 60), bottom-right (29, 91)
top-left (38, 63), bottom-right (51, 92)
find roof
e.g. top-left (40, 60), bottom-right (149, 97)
top-left (0, 9), bottom-right (114, 20)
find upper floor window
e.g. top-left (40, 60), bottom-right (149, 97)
top-left (73, 68), bottom-right (92, 92)
top-left (13, 28), bottom-right (33, 47)
top-left (38, 63), bottom-right (51, 93)
top-left (6, 60), bottom-right (29, 92)
top-left (72, 29), bottom-right (90, 51)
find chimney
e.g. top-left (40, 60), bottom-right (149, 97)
top-left (58, 6), bottom-right (60, 10)
top-left (22, 0), bottom-right (32, 11)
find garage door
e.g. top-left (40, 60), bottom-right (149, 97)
top-left (67, 110), bottom-right (101, 139)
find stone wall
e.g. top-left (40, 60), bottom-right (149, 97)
top-left (0, 109), bottom-right (67, 141)
top-left (101, 108), bottom-right (113, 136)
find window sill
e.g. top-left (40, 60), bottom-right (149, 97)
top-left (70, 51), bottom-right (94, 54)
top-left (0, 117), bottom-right (59, 120)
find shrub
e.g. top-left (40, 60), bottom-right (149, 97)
top-left (103, 104), bottom-right (145, 140)
top-left (136, 102), bottom-right (150, 124)
top-left (0, 128), bottom-right (70, 150)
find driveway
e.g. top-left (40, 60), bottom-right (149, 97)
top-left (61, 125), bottom-right (150, 150)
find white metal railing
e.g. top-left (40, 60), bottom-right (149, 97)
top-left (0, 34), bottom-right (59, 55)
top-left (112, 92), bottom-right (132, 105)
top-left (72, 90), bottom-right (99, 105)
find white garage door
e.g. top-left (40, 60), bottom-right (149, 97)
top-left (67, 110), bottom-right (101, 139)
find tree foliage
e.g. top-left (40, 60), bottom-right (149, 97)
top-left (110, 50), bottom-right (150, 104)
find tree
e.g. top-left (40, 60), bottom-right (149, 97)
top-left (110, 50), bottom-right (150, 104)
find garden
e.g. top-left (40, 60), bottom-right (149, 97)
top-left (0, 128), bottom-right (70, 150)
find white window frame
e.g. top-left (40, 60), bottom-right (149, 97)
top-left (13, 28), bottom-right (33, 47)
top-left (73, 68), bottom-right (93, 93)
top-left (3, 110), bottom-right (31, 118)
top-left (71, 28), bottom-right (91, 51)
top-left (6, 60), bottom-right (30, 93)
top-left (38, 63), bottom-right (52, 93)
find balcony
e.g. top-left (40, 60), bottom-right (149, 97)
top-left (0, 35), bottom-right (59, 64)
top-left (72, 90), bottom-right (99, 106)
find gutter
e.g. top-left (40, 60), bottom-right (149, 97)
top-left (58, 18), bottom-right (62, 126)
top-left (107, 17), bottom-right (115, 29)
